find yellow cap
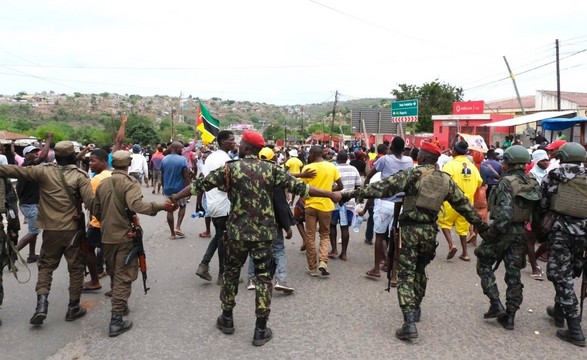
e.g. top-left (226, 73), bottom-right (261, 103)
top-left (259, 147), bottom-right (274, 161)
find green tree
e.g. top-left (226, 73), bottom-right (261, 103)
top-left (34, 122), bottom-right (74, 142)
top-left (263, 124), bottom-right (284, 141)
top-left (391, 80), bottom-right (463, 133)
top-left (126, 114), bottom-right (159, 145)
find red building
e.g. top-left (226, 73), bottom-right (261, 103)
top-left (432, 101), bottom-right (512, 150)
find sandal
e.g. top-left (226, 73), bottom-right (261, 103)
top-left (338, 254), bottom-right (348, 261)
top-left (458, 255), bottom-right (470, 262)
top-left (447, 247), bottom-right (458, 260)
top-left (175, 230), bottom-right (186, 238)
top-left (198, 232), bottom-right (211, 238)
top-left (83, 282), bottom-right (102, 291)
top-left (328, 251), bottom-right (338, 259)
top-left (365, 270), bottom-right (381, 278)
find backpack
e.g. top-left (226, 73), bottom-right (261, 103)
top-left (488, 174), bottom-right (541, 222)
top-left (550, 173), bottom-right (587, 218)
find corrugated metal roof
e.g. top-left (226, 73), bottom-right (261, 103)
top-left (481, 110), bottom-right (576, 127)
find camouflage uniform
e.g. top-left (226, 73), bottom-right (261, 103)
top-left (475, 167), bottom-right (539, 314)
top-left (541, 164), bottom-right (587, 320)
top-left (0, 177), bottom-right (21, 325)
top-left (190, 155), bottom-right (309, 318)
top-left (348, 164), bottom-right (483, 315)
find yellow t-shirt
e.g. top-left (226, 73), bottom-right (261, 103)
top-left (441, 155), bottom-right (482, 204)
top-left (285, 157), bottom-right (303, 174)
top-left (89, 170), bottom-right (112, 228)
top-left (302, 161), bottom-right (340, 212)
top-left (368, 152), bottom-right (377, 161)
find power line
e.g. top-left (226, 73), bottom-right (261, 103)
top-left (464, 48), bottom-right (586, 92)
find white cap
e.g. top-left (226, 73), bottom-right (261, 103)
top-left (23, 145), bottom-right (40, 156)
top-left (532, 149), bottom-right (549, 163)
top-left (288, 149), bottom-right (299, 157)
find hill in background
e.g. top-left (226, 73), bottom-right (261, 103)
top-left (0, 91), bottom-right (391, 143)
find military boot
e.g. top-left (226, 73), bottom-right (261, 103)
top-left (546, 304), bottom-right (565, 328)
top-left (65, 299), bottom-right (86, 321)
top-left (216, 310), bottom-right (235, 334)
top-left (414, 307), bottom-right (421, 323)
top-left (497, 310), bottom-right (515, 330)
top-left (30, 294), bottom-right (49, 325)
top-left (484, 299), bottom-right (506, 319)
top-left (557, 317), bottom-right (586, 347)
top-left (252, 317), bottom-right (273, 346)
top-left (109, 315), bottom-right (133, 337)
top-left (396, 312), bottom-right (418, 340)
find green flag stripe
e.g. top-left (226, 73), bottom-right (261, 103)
top-left (199, 100), bottom-right (220, 135)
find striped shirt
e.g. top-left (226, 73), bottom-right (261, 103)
top-left (335, 163), bottom-right (361, 210)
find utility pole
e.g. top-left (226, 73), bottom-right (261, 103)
top-left (170, 108), bottom-right (175, 142)
top-left (556, 39), bottom-right (561, 111)
top-left (300, 106), bottom-right (304, 144)
top-left (503, 56), bottom-right (526, 115)
top-left (284, 118), bottom-right (287, 147)
top-left (329, 90), bottom-right (338, 147)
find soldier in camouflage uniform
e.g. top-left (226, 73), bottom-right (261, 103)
top-left (171, 130), bottom-right (340, 346)
top-left (0, 176), bottom-right (20, 326)
top-left (540, 142), bottom-right (587, 347)
top-left (340, 142), bottom-right (485, 341)
top-left (475, 145), bottom-right (541, 330)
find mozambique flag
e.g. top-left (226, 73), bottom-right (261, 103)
top-left (197, 100), bottom-right (220, 144)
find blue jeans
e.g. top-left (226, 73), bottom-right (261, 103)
top-left (248, 231), bottom-right (285, 282)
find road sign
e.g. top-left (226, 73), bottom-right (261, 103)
top-left (391, 99), bottom-right (418, 123)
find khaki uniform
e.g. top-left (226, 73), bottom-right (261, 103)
top-left (0, 163), bottom-right (93, 300)
top-left (92, 170), bottom-right (166, 315)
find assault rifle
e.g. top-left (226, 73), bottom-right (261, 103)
top-left (124, 213), bottom-right (150, 295)
top-left (385, 202), bottom-right (403, 292)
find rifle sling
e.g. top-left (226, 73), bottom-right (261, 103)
top-left (108, 177), bottom-right (134, 226)
top-left (57, 168), bottom-right (81, 213)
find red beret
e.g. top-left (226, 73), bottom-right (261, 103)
top-left (242, 130), bottom-right (265, 148)
top-left (421, 142), bottom-right (441, 156)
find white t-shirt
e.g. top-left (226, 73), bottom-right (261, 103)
top-left (203, 150), bottom-right (231, 217)
top-left (129, 153), bottom-right (149, 175)
top-left (0, 154), bottom-right (7, 165)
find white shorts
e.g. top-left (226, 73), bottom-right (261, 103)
top-left (373, 201), bottom-right (395, 235)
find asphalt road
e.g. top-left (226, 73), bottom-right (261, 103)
top-left (1, 186), bottom-right (585, 359)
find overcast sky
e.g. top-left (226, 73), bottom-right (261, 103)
top-left (1, 0), bottom-right (586, 105)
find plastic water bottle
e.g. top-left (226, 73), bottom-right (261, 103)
top-left (191, 210), bottom-right (205, 219)
top-left (339, 205), bottom-right (348, 226)
top-left (352, 216), bottom-right (363, 233)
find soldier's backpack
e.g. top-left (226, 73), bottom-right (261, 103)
top-left (405, 167), bottom-right (450, 212)
top-left (488, 174), bottom-right (541, 222)
top-left (550, 173), bottom-right (587, 218)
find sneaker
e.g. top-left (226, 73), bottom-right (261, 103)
top-left (274, 279), bottom-right (294, 294)
top-left (308, 269), bottom-right (320, 277)
top-left (318, 261), bottom-right (329, 276)
top-left (217, 276), bottom-right (224, 286)
top-left (196, 263), bottom-right (212, 281)
top-left (247, 280), bottom-right (255, 290)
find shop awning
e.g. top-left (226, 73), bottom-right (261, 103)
top-left (481, 110), bottom-right (576, 127)
top-left (541, 117), bottom-right (587, 131)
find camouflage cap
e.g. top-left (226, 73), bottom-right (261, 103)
top-left (54, 141), bottom-right (75, 157)
top-left (112, 150), bottom-right (132, 167)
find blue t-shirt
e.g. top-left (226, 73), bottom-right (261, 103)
top-left (482, 159), bottom-right (502, 186)
top-left (374, 154), bottom-right (413, 201)
top-left (160, 154), bottom-right (188, 195)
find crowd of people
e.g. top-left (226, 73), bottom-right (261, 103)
top-left (1, 120), bottom-right (586, 348)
